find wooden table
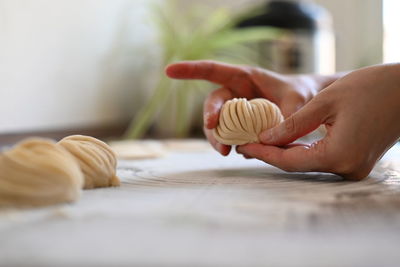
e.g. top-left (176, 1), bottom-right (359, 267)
top-left (1, 140), bottom-right (400, 267)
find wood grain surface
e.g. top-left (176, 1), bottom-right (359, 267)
top-left (0, 140), bottom-right (399, 267)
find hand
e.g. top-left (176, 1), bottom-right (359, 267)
top-left (165, 60), bottom-right (337, 155)
top-left (237, 64), bottom-right (400, 180)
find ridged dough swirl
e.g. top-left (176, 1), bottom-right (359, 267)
top-left (58, 135), bottom-right (120, 189)
top-left (213, 98), bottom-right (283, 145)
top-left (0, 138), bottom-right (83, 207)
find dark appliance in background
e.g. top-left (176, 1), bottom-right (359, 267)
top-left (238, 0), bottom-right (335, 74)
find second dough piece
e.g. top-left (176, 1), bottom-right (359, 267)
top-left (213, 98), bottom-right (283, 145)
top-left (58, 135), bottom-right (120, 189)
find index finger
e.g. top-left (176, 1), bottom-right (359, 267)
top-left (165, 60), bottom-right (249, 86)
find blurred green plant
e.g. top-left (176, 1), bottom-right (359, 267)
top-left (124, 0), bottom-right (281, 139)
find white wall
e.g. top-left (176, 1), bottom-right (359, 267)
top-left (205, 0), bottom-right (384, 71)
top-left (313, 0), bottom-right (383, 71)
top-left (0, 0), bottom-right (383, 134)
top-left (0, 0), bottom-right (160, 134)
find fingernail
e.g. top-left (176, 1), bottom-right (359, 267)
top-left (259, 130), bottom-right (273, 143)
top-left (164, 65), bottom-right (173, 76)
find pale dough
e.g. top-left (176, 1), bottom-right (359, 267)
top-left (109, 139), bottom-right (212, 159)
top-left (58, 135), bottom-right (120, 189)
top-left (162, 139), bottom-right (212, 152)
top-left (0, 138), bottom-right (83, 208)
top-left (108, 140), bottom-right (166, 160)
top-left (213, 98), bottom-right (283, 145)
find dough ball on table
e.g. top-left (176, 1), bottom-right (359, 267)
top-left (58, 135), bottom-right (120, 189)
top-left (109, 140), bottom-right (166, 160)
top-left (213, 98), bottom-right (284, 145)
top-left (163, 139), bottom-right (212, 152)
top-left (0, 138), bottom-right (83, 208)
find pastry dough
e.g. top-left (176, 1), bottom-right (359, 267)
top-left (0, 138), bottom-right (83, 207)
top-left (213, 98), bottom-right (283, 145)
top-left (109, 140), bottom-right (166, 160)
top-left (58, 135), bottom-right (120, 189)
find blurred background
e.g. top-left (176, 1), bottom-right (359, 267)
top-left (0, 0), bottom-right (398, 141)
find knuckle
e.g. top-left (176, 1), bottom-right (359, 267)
top-left (202, 61), bottom-right (215, 79)
top-left (194, 60), bottom-right (215, 80)
top-left (284, 116), bottom-right (297, 134)
top-left (241, 65), bottom-right (254, 75)
top-left (226, 67), bottom-right (254, 93)
top-left (236, 68), bottom-right (252, 81)
top-left (248, 66), bottom-right (265, 83)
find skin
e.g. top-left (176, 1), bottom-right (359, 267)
top-left (165, 60), bottom-right (400, 180)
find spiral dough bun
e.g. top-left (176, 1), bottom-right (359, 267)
top-left (58, 135), bottom-right (120, 189)
top-left (0, 139), bottom-right (83, 207)
top-left (213, 98), bottom-right (284, 145)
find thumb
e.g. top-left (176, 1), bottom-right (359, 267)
top-left (259, 99), bottom-right (329, 146)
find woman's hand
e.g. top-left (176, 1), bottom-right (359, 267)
top-left (237, 63), bottom-right (400, 180)
top-left (166, 60), bottom-right (340, 155)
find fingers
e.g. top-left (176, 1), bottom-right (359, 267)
top-left (237, 143), bottom-right (323, 172)
top-left (166, 60), bottom-right (248, 86)
top-left (203, 87), bottom-right (233, 129)
top-left (166, 61), bottom-right (256, 99)
top-left (259, 98), bottom-right (330, 146)
top-left (202, 88), bottom-right (232, 156)
top-left (204, 127), bottom-right (231, 156)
